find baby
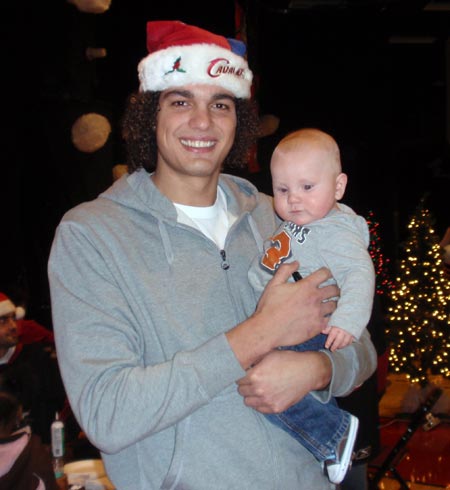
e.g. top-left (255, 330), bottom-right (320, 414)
top-left (249, 128), bottom-right (375, 484)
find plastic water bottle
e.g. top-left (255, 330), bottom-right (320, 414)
top-left (51, 412), bottom-right (65, 478)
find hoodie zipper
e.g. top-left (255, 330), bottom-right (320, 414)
top-left (220, 250), bottom-right (230, 270)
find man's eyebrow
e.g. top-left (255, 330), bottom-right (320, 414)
top-left (161, 89), bottom-right (193, 99)
top-left (160, 90), bottom-right (235, 102)
top-left (211, 93), bottom-right (236, 102)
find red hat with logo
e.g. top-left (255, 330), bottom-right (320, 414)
top-left (0, 292), bottom-right (25, 319)
top-left (138, 20), bottom-right (253, 98)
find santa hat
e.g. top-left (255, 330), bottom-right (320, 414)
top-left (0, 292), bottom-right (25, 319)
top-left (138, 20), bottom-right (253, 99)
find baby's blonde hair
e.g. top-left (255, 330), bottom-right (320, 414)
top-left (274, 128), bottom-right (342, 174)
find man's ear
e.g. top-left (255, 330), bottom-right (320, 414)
top-left (335, 173), bottom-right (348, 200)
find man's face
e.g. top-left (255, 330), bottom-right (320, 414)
top-left (155, 84), bottom-right (237, 184)
top-left (0, 313), bottom-right (19, 350)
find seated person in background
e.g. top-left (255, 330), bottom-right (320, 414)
top-left (249, 128), bottom-right (375, 484)
top-left (0, 292), bottom-right (65, 445)
top-left (0, 390), bottom-right (58, 490)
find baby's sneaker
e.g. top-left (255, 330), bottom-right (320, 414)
top-left (325, 414), bottom-right (359, 484)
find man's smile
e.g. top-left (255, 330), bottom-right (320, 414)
top-left (180, 139), bottom-right (216, 149)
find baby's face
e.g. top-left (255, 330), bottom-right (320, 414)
top-left (271, 146), bottom-right (346, 226)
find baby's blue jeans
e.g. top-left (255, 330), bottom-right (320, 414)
top-left (265, 334), bottom-right (352, 462)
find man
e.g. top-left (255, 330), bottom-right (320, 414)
top-left (48, 20), bottom-right (377, 489)
top-left (0, 292), bottom-right (64, 444)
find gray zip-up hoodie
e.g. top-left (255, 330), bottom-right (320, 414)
top-left (48, 169), bottom-right (376, 490)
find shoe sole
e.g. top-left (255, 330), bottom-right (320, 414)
top-left (327, 414), bottom-right (359, 484)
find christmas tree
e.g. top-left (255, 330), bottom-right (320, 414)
top-left (387, 197), bottom-right (450, 386)
top-left (366, 210), bottom-right (394, 299)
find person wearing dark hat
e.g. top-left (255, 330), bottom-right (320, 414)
top-left (48, 20), bottom-right (376, 490)
top-left (0, 293), bottom-right (65, 445)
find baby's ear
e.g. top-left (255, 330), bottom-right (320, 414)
top-left (335, 173), bottom-right (348, 200)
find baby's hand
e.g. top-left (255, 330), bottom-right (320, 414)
top-left (322, 326), bottom-right (354, 351)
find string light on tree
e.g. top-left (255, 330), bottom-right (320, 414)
top-left (386, 197), bottom-right (450, 386)
top-left (366, 210), bottom-right (394, 298)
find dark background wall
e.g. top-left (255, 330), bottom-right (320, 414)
top-left (2, 0), bottom-right (449, 326)
top-left (252, 1), bottom-right (449, 244)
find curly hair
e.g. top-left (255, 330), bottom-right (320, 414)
top-left (121, 91), bottom-right (260, 174)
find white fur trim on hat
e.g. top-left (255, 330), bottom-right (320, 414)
top-left (15, 306), bottom-right (26, 320)
top-left (138, 43), bottom-right (253, 98)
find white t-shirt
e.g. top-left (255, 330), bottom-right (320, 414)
top-left (174, 186), bottom-right (236, 249)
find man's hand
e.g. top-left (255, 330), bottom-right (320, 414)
top-left (255, 262), bottom-right (338, 347)
top-left (237, 350), bottom-right (332, 413)
top-left (227, 261), bottom-right (338, 370)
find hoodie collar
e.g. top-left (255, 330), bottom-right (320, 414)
top-left (101, 169), bottom-right (260, 222)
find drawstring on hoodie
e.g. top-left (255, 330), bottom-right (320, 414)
top-left (158, 220), bottom-right (174, 267)
top-left (247, 214), bottom-right (264, 253)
